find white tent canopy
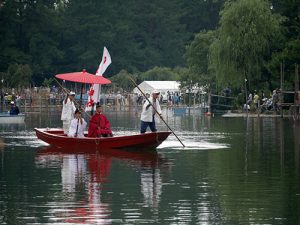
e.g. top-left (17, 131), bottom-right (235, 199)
top-left (133, 81), bottom-right (180, 96)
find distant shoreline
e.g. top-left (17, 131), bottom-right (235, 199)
top-left (222, 112), bottom-right (291, 118)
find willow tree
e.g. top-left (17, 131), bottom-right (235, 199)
top-left (209, 0), bottom-right (282, 89)
top-left (185, 30), bottom-right (216, 90)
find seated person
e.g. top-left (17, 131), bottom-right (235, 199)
top-left (9, 101), bottom-right (20, 115)
top-left (68, 109), bottom-right (87, 138)
top-left (88, 104), bottom-right (113, 137)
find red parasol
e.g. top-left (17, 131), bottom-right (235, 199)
top-left (55, 69), bottom-right (111, 84)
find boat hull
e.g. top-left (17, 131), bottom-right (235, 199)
top-left (34, 128), bottom-right (171, 150)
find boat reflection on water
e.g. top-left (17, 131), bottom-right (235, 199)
top-left (0, 137), bottom-right (4, 151)
top-left (35, 145), bottom-right (169, 223)
top-left (36, 145), bottom-right (165, 169)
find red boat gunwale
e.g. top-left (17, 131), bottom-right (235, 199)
top-left (34, 128), bottom-right (171, 150)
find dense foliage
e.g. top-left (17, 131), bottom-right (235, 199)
top-left (186, 0), bottom-right (300, 93)
top-left (0, 0), bottom-right (224, 87)
top-left (0, 0), bottom-right (299, 94)
top-left (210, 0), bottom-right (282, 89)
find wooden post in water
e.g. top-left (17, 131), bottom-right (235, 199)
top-left (208, 92), bottom-right (211, 114)
top-left (280, 62), bottom-right (284, 118)
top-left (199, 92), bottom-right (202, 113)
top-left (295, 64), bottom-right (299, 119)
top-left (245, 78), bottom-right (248, 117)
top-left (39, 96), bottom-right (42, 113)
top-left (295, 63), bottom-right (299, 94)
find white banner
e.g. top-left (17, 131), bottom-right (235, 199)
top-left (96, 47), bottom-right (111, 76)
top-left (86, 47), bottom-right (111, 111)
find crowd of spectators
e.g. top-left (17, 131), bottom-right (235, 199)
top-left (244, 89), bottom-right (280, 113)
top-left (0, 86), bottom-right (186, 112)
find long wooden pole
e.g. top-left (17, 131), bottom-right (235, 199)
top-left (128, 76), bottom-right (185, 147)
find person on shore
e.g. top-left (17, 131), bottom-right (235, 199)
top-left (174, 92), bottom-right (180, 106)
top-left (7, 93), bottom-right (12, 105)
top-left (61, 91), bottom-right (76, 134)
top-left (9, 101), bottom-right (20, 115)
top-left (160, 94), bottom-right (163, 104)
top-left (88, 104), bottom-right (113, 137)
top-left (253, 91), bottom-right (260, 110)
top-left (247, 92), bottom-right (253, 105)
top-left (4, 93), bottom-right (8, 107)
top-left (140, 90), bottom-right (162, 133)
top-left (68, 109), bottom-right (87, 138)
top-left (15, 95), bottom-right (21, 107)
top-left (272, 89), bottom-right (279, 112)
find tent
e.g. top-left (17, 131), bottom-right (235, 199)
top-left (133, 81), bottom-right (180, 99)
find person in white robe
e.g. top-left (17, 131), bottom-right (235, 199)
top-left (140, 90), bottom-right (162, 133)
top-left (61, 91), bottom-right (76, 134)
top-left (68, 109), bottom-right (87, 138)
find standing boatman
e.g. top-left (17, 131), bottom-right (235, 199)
top-left (140, 90), bottom-right (162, 133)
top-left (61, 91), bottom-right (76, 134)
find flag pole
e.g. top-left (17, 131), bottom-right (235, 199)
top-left (128, 76), bottom-right (185, 148)
top-left (98, 84), bottom-right (102, 105)
top-left (89, 46), bottom-right (111, 112)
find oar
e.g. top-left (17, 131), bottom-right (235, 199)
top-left (75, 118), bottom-right (79, 137)
top-left (128, 76), bottom-right (185, 147)
top-left (54, 78), bottom-right (91, 118)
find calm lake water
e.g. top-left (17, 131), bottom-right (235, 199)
top-left (0, 108), bottom-right (300, 225)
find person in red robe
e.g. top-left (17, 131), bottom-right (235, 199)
top-left (88, 104), bottom-right (113, 137)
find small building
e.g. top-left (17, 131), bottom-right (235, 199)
top-left (133, 81), bottom-right (180, 100)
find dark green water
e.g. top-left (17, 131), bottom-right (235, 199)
top-left (0, 109), bottom-right (300, 224)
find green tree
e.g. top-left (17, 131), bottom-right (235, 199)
top-left (42, 78), bottom-right (55, 87)
top-left (268, 35), bottom-right (300, 90)
top-left (109, 70), bottom-right (136, 92)
top-left (0, 0), bottom-right (229, 86)
top-left (0, 0), bottom-right (32, 71)
top-left (60, 0), bottom-right (189, 75)
top-left (7, 0), bottom-right (298, 89)
top-left (209, 0), bottom-right (283, 89)
top-left (271, 0), bottom-right (300, 38)
top-left (129, 0), bottom-right (187, 71)
top-left (6, 64), bottom-right (32, 87)
top-left (0, 0), bottom-right (65, 83)
top-left (180, 0), bottom-right (225, 36)
top-left (139, 66), bottom-right (179, 81)
top-left (267, 1), bottom-right (300, 90)
top-left (184, 30), bottom-right (216, 91)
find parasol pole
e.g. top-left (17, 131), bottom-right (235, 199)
top-left (98, 84), bottom-right (102, 105)
top-left (79, 83), bottom-right (84, 106)
top-left (128, 76), bottom-right (185, 148)
top-left (94, 83), bottom-right (101, 105)
top-left (54, 78), bottom-right (91, 118)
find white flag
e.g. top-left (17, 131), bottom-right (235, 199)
top-left (96, 47), bottom-right (112, 76)
top-left (85, 47), bottom-right (111, 111)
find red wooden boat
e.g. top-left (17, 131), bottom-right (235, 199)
top-left (34, 128), bottom-right (171, 150)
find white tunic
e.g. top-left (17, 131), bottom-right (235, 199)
top-left (61, 98), bottom-right (76, 121)
top-left (61, 98), bottom-right (76, 134)
top-left (68, 118), bottom-right (87, 138)
top-left (140, 97), bottom-right (162, 123)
